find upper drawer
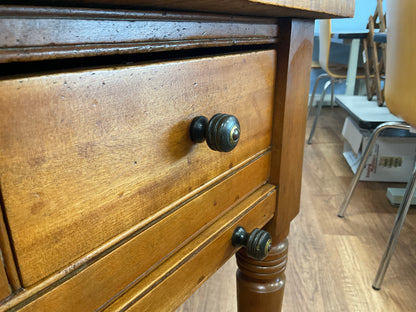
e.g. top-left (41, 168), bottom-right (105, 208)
top-left (0, 50), bottom-right (276, 286)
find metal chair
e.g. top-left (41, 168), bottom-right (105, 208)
top-left (307, 20), bottom-right (366, 144)
top-left (338, 0), bottom-right (416, 290)
top-left (362, 0), bottom-right (387, 107)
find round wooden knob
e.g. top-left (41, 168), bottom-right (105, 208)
top-left (190, 114), bottom-right (240, 152)
top-left (232, 226), bottom-right (272, 260)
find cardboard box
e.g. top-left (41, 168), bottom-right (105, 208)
top-left (342, 117), bottom-right (416, 182)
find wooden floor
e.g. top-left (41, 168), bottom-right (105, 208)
top-left (176, 107), bottom-right (416, 312)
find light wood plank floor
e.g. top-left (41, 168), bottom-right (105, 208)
top-left (176, 107), bottom-right (416, 312)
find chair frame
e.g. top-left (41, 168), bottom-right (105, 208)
top-left (363, 0), bottom-right (386, 106)
top-left (338, 121), bottom-right (415, 290)
top-left (307, 20), bottom-right (345, 144)
top-left (307, 74), bottom-right (338, 144)
top-left (307, 20), bottom-right (366, 144)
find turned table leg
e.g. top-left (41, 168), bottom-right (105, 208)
top-left (233, 17), bottom-right (314, 312)
top-left (236, 238), bottom-right (288, 312)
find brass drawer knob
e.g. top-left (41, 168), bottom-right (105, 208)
top-left (190, 114), bottom-right (240, 152)
top-left (232, 226), bottom-right (272, 260)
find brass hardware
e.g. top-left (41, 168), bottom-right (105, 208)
top-left (232, 226), bottom-right (272, 260)
top-left (190, 113), bottom-right (240, 152)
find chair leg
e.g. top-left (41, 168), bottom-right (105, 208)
top-left (368, 16), bottom-right (384, 107)
top-left (330, 79), bottom-right (335, 108)
top-left (372, 161), bottom-right (416, 290)
top-left (307, 79), bottom-right (332, 144)
top-left (307, 73), bottom-right (330, 117)
top-left (363, 38), bottom-right (374, 101)
top-left (338, 122), bottom-right (411, 217)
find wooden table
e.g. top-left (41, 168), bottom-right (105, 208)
top-left (336, 95), bottom-right (403, 129)
top-left (0, 1), bottom-right (353, 311)
top-left (331, 31), bottom-right (368, 95)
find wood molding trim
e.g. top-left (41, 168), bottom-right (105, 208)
top-left (0, 5), bottom-right (277, 63)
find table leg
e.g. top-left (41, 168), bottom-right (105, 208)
top-left (236, 239), bottom-right (288, 312)
top-left (345, 38), bottom-right (360, 95)
top-left (236, 17), bottom-right (313, 312)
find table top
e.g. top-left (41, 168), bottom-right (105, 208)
top-left (374, 32), bottom-right (387, 43)
top-left (336, 95), bottom-right (416, 137)
top-left (8, 0), bottom-right (355, 18)
top-left (332, 31), bottom-right (386, 41)
top-left (336, 95), bottom-right (403, 129)
top-left (334, 32), bottom-right (368, 39)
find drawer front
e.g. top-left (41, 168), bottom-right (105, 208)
top-left (0, 50), bottom-right (276, 286)
top-left (10, 154), bottom-right (271, 312)
top-left (110, 185), bottom-right (276, 312)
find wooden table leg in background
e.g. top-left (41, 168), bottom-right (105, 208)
top-left (236, 18), bottom-right (314, 312)
top-left (345, 38), bottom-right (360, 95)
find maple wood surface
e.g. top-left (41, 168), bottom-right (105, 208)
top-left (0, 50), bottom-right (275, 286)
top-left (0, 264), bottom-right (10, 303)
top-left (108, 185), bottom-right (276, 312)
top-left (0, 6), bottom-right (277, 63)
top-left (267, 18), bottom-right (314, 240)
top-left (0, 1), bottom-right (353, 311)
top-left (0, 206), bottom-right (20, 293)
top-left (6, 0), bottom-right (354, 18)
top-left (234, 18), bottom-right (314, 311)
top-left (2, 153), bottom-right (271, 312)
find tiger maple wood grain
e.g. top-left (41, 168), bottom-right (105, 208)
top-left (0, 50), bottom-right (275, 286)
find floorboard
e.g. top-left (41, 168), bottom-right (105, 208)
top-left (176, 107), bottom-right (416, 312)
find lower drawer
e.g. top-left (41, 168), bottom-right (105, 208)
top-left (108, 185), bottom-right (276, 312)
top-left (4, 153), bottom-right (272, 311)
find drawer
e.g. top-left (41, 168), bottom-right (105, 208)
top-left (0, 50), bottom-right (276, 286)
top-left (109, 184), bottom-right (276, 312)
top-left (8, 154), bottom-right (272, 312)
